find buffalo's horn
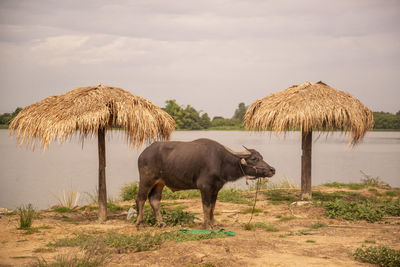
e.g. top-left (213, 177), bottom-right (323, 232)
top-left (223, 145), bottom-right (251, 158)
top-left (242, 145), bottom-right (250, 151)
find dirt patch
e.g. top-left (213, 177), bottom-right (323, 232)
top-left (1, 188), bottom-right (399, 267)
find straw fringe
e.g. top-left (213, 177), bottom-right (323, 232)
top-left (9, 84), bottom-right (175, 149)
top-left (244, 81), bottom-right (374, 145)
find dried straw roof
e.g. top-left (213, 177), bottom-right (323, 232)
top-left (244, 81), bottom-right (374, 144)
top-left (9, 84), bottom-right (175, 149)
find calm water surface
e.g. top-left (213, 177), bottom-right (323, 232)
top-left (0, 130), bottom-right (399, 209)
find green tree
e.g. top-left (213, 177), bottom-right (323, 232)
top-left (199, 113), bottom-right (211, 129)
top-left (232, 102), bottom-right (247, 122)
top-left (0, 107), bottom-right (22, 125)
top-left (163, 100), bottom-right (210, 130)
top-left (373, 111), bottom-right (400, 130)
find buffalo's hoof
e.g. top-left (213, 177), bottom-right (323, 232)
top-left (136, 223), bottom-right (146, 230)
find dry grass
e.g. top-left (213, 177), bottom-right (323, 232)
top-left (9, 84), bottom-right (175, 149)
top-left (244, 81), bottom-right (374, 145)
top-left (54, 190), bottom-right (80, 209)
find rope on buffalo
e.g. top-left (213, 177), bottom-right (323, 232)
top-left (247, 177), bottom-right (262, 225)
top-left (239, 162), bottom-right (263, 225)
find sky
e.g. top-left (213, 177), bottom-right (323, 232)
top-left (0, 0), bottom-right (399, 118)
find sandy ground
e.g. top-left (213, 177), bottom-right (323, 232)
top-left (1, 187), bottom-right (399, 267)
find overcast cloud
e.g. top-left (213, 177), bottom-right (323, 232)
top-left (0, 0), bottom-right (399, 117)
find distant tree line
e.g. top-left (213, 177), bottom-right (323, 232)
top-left (0, 107), bottom-right (21, 125)
top-left (373, 111), bottom-right (400, 130)
top-left (163, 100), bottom-right (247, 130)
top-left (1, 106), bottom-right (399, 131)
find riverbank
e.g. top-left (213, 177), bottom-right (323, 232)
top-left (1, 184), bottom-right (399, 266)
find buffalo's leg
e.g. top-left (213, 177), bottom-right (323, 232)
top-left (148, 182), bottom-right (165, 226)
top-left (136, 178), bottom-right (157, 226)
top-left (209, 191), bottom-right (219, 226)
top-left (200, 188), bottom-right (218, 230)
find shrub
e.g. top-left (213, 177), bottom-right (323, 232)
top-left (130, 206), bottom-right (196, 226)
top-left (325, 199), bottom-right (385, 222)
top-left (382, 201), bottom-right (400, 216)
top-left (17, 204), bottom-right (35, 229)
top-left (120, 182), bottom-right (139, 201)
top-left (354, 246), bottom-right (400, 267)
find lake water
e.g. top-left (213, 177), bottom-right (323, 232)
top-left (0, 130), bottom-right (399, 210)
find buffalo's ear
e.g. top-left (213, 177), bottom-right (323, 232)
top-left (240, 158), bottom-right (247, 165)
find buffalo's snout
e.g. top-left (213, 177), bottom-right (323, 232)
top-left (267, 166), bottom-right (276, 177)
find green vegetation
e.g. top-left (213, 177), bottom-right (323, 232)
top-left (353, 245), bottom-right (400, 267)
top-left (251, 177), bottom-right (298, 190)
top-left (278, 216), bottom-right (295, 222)
top-left (323, 173), bottom-right (390, 190)
top-left (163, 100), bottom-right (246, 130)
top-left (0, 107), bottom-right (22, 126)
top-left (51, 207), bottom-right (77, 213)
top-left (324, 199), bottom-right (385, 222)
top-left (373, 111), bottom-right (400, 130)
top-left (310, 221), bottom-right (327, 229)
top-left (162, 188), bottom-right (201, 200)
top-left (57, 215), bottom-right (78, 224)
top-left (35, 242), bottom-right (110, 267)
top-left (121, 182), bottom-right (253, 205)
top-left (243, 222), bottom-right (279, 232)
top-left (47, 229), bottom-right (232, 255)
top-left (239, 208), bottom-right (263, 214)
top-left (217, 188), bottom-right (252, 205)
top-left (120, 182), bottom-right (200, 201)
top-left (323, 182), bottom-right (365, 190)
top-left (2, 107), bottom-right (399, 130)
top-left (107, 201), bottom-right (125, 213)
top-left (162, 230), bottom-right (232, 242)
top-left (130, 206), bottom-right (196, 227)
top-left (312, 190), bottom-right (367, 202)
top-left (120, 182), bottom-right (139, 201)
top-left (17, 204), bottom-right (35, 229)
top-left (263, 189), bottom-right (298, 204)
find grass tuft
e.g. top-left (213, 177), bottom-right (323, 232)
top-left (310, 221), bottom-right (327, 229)
top-left (35, 242), bottom-right (110, 266)
top-left (54, 190), bottom-right (80, 209)
top-left (244, 222), bottom-right (279, 232)
top-left (218, 188), bottom-right (252, 205)
top-left (17, 204), bottom-right (35, 229)
top-left (353, 245), bottom-right (400, 267)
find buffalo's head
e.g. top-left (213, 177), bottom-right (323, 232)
top-left (239, 146), bottom-right (275, 178)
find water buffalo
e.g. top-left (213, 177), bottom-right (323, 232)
top-left (136, 138), bottom-right (275, 229)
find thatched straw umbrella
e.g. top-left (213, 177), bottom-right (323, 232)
top-left (9, 84), bottom-right (175, 220)
top-left (245, 81), bottom-right (373, 200)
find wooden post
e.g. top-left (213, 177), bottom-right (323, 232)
top-left (301, 130), bottom-right (312, 200)
top-left (98, 128), bottom-right (107, 221)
